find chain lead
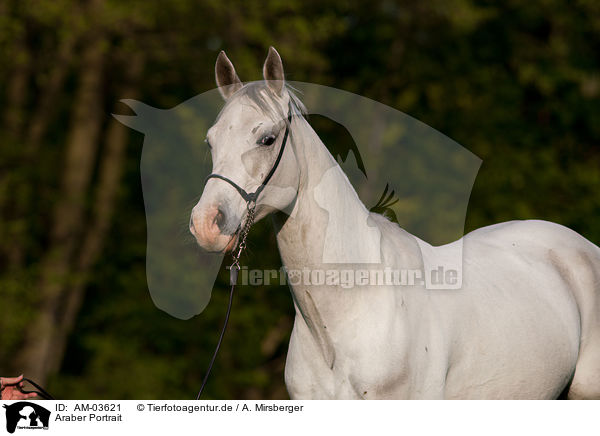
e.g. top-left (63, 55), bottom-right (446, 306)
top-left (229, 201), bottom-right (256, 285)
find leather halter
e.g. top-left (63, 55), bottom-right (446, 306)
top-left (204, 103), bottom-right (293, 204)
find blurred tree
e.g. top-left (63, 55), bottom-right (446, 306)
top-left (16, 0), bottom-right (108, 384)
top-left (0, 0), bottom-right (599, 399)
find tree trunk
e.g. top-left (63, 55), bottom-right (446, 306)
top-left (0, 1), bottom-right (30, 268)
top-left (26, 32), bottom-right (77, 151)
top-left (2, 35), bottom-right (29, 141)
top-left (16, 12), bottom-right (106, 384)
top-left (7, 28), bottom-right (79, 269)
top-left (48, 53), bottom-right (145, 374)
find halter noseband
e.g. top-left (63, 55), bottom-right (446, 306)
top-left (204, 103), bottom-right (293, 204)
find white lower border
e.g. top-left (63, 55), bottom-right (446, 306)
top-left (0, 400), bottom-right (596, 436)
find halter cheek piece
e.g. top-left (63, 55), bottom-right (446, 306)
top-left (196, 103), bottom-right (293, 400)
top-left (204, 104), bottom-right (293, 204)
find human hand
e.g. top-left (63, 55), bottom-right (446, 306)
top-left (1, 375), bottom-right (37, 401)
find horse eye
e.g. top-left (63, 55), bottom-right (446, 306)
top-left (258, 134), bottom-right (276, 146)
top-left (205, 139), bottom-right (212, 149)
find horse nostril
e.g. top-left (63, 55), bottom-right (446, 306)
top-left (214, 207), bottom-right (226, 231)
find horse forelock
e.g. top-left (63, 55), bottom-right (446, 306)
top-left (216, 81), bottom-right (306, 125)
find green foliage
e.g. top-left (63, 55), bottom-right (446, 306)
top-left (1, 0), bottom-right (600, 399)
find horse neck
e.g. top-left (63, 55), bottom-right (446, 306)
top-left (274, 116), bottom-right (374, 271)
top-left (272, 116), bottom-right (422, 325)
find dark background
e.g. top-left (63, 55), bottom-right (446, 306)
top-left (1, 0), bottom-right (599, 399)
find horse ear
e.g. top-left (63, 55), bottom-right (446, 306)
top-left (215, 51), bottom-right (242, 100)
top-left (262, 46), bottom-right (285, 96)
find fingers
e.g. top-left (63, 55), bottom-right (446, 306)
top-left (0, 376), bottom-right (39, 401)
top-left (2, 375), bottom-right (24, 385)
top-left (2, 388), bottom-right (34, 401)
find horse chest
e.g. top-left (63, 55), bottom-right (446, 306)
top-left (284, 309), bottom-right (419, 399)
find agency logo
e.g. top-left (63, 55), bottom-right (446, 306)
top-left (2, 402), bottom-right (50, 434)
top-left (115, 80), bottom-right (480, 319)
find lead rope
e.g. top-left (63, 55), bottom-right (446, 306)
top-left (196, 201), bottom-right (257, 400)
top-left (2, 377), bottom-right (56, 400)
top-left (19, 378), bottom-right (55, 400)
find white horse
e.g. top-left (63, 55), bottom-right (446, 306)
top-left (190, 47), bottom-right (600, 399)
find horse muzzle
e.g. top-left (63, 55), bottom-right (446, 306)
top-left (190, 203), bottom-right (239, 253)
